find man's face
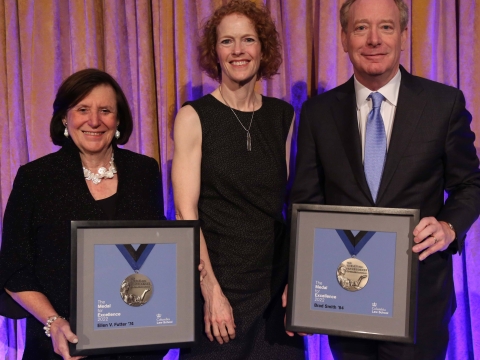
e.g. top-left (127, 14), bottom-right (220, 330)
top-left (341, 0), bottom-right (407, 90)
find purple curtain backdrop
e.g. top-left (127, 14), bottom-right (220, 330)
top-left (1, 0), bottom-right (479, 359)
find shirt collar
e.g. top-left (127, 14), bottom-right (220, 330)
top-left (354, 68), bottom-right (402, 108)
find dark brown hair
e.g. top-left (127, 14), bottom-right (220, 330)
top-left (340, 0), bottom-right (409, 32)
top-left (50, 68), bottom-right (133, 146)
top-left (198, 0), bottom-right (282, 82)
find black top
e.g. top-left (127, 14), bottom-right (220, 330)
top-left (97, 192), bottom-right (119, 220)
top-left (0, 139), bottom-right (167, 359)
top-left (180, 95), bottom-right (304, 359)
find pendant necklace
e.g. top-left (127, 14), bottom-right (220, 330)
top-left (83, 152), bottom-right (117, 185)
top-left (219, 85), bottom-right (255, 151)
top-left (335, 230), bottom-right (375, 292)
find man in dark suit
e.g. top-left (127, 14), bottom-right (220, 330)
top-left (290, 0), bottom-right (480, 359)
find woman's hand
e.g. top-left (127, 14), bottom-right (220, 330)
top-left (4, 290), bottom-right (86, 359)
top-left (49, 318), bottom-right (86, 359)
top-left (198, 259), bottom-right (207, 282)
top-left (200, 279), bottom-right (236, 344)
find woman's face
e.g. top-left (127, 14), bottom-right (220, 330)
top-left (215, 13), bottom-right (262, 86)
top-left (64, 85), bottom-right (118, 156)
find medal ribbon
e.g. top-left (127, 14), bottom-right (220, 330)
top-left (116, 244), bottom-right (155, 272)
top-left (336, 230), bottom-right (375, 256)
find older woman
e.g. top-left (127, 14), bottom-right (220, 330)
top-left (172, 1), bottom-right (305, 359)
top-left (0, 69), bottom-right (168, 360)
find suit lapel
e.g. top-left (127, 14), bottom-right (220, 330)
top-left (376, 67), bottom-right (426, 204)
top-left (332, 78), bottom-right (373, 202)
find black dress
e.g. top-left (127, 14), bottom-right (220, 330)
top-left (180, 95), bottom-right (305, 359)
top-left (0, 140), bottom-right (168, 360)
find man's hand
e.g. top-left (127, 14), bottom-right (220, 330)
top-left (282, 285), bottom-right (308, 337)
top-left (412, 217), bottom-right (456, 261)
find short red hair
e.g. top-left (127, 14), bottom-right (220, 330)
top-left (198, 0), bottom-right (282, 82)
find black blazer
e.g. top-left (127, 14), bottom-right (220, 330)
top-left (0, 140), bottom-right (166, 358)
top-left (290, 66), bottom-right (480, 336)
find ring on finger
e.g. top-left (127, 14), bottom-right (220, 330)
top-left (431, 236), bottom-right (438, 244)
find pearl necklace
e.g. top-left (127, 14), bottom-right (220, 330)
top-left (83, 153), bottom-right (117, 185)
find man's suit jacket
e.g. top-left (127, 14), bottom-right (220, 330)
top-left (291, 66), bottom-right (480, 338)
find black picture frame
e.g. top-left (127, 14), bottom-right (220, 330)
top-left (286, 204), bottom-right (419, 343)
top-left (70, 220), bottom-right (200, 356)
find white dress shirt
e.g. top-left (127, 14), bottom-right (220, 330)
top-left (355, 69), bottom-right (402, 161)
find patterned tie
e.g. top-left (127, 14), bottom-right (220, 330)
top-left (364, 92), bottom-right (386, 202)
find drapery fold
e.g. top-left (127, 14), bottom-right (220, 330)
top-left (1, 1), bottom-right (479, 359)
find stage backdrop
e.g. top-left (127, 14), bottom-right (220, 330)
top-left (0, 0), bottom-right (479, 359)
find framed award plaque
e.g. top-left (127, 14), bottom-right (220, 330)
top-left (69, 220), bottom-right (200, 356)
top-left (286, 205), bottom-right (419, 343)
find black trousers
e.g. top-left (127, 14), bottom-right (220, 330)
top-left (328, 324), bottom-right (449, 360)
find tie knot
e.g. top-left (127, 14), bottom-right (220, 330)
top-left (369, 92), bottom-right (385, 109)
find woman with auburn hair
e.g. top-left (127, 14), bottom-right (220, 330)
top-left (172, 0), bottom-right (305, 359)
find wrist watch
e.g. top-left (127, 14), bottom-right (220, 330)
top-left (446, 222), bottom-right (456, 240)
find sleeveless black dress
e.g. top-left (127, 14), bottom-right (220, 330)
top-left (180, 95), bottom-right (305, 359)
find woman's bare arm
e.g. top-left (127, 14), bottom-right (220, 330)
top-left (172, 105), bottom-right (236, 344)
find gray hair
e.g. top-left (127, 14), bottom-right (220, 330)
top-left (340, 0), bottom-right (409, 32)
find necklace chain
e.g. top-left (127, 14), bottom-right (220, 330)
top-left (83, 152), bottom-right (117, 185)
top-left (219, 86), bottom-right (255, 151)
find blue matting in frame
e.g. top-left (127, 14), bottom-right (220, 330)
top-left (93, 243), bottom-right (177, 330)
top-left (310, 228), bottom-right (396, 317)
